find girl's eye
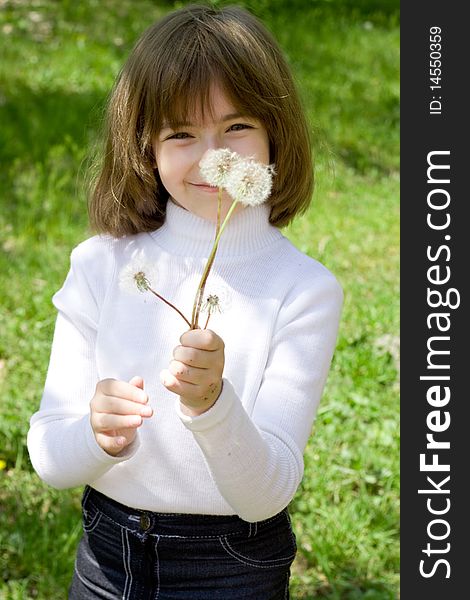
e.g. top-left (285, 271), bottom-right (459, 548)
top-left (167, 132), bottom-right (192, 140)
top-left (228, 123), bottom-right (252, 132)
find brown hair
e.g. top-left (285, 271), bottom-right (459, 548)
top-left (89, 4), bottom-right (313, 237)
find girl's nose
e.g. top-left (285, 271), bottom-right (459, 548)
top-left (205, 136), bottom-right (223, 151)
top-left (204, 124), bottom-right (229, 148)
top-left (198, 137), bottom-right (225, 166)
top-left (198, 132), bottom-right (230, 166)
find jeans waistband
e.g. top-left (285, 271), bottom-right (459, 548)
top-left (83, 486), bottom-right (287, 538)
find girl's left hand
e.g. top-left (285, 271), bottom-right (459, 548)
top-left (160, 329), bottom-right (225, 416)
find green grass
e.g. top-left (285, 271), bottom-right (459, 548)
top-left (0, 1), bottom-right (399, 598)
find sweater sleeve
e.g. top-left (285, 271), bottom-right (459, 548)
top-left (27, 240), bottom-right (139, 490)
top-left (176, 271), bottom-right (343, 522)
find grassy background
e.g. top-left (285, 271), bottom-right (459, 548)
top-left (0, 0), bottom-right (399, 598)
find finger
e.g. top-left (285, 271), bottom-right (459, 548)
top-left (180, 329), bottom-right (223, 352)
top-left (160, 369), bottom-right (180, 390)
top-left (160, 369), bottom-right (199, 396)
top-left (95, 432), bottom-right (130, 455)
top-left (92, 413), bottom-right (143, 433)
top-left (161, 369), bottom-right (212, 402)
top-left (94, 396), bottom-right (153, 417)
top-left (99, 379), bottom-right (148, 404)
top-left (168, 360), bottom-right (206, 385)
top-left (129, 375), bottom-right (144, 389)
top-left (173, 345), bottom-right (212, 369)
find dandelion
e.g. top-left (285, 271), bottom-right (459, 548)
top-left (200, 287), bottom-right (233, 329)
top-left (119, 258), bottom-right (158, 294)
top-left (225, 159), bottom-right (274, 207)
top-left (134, 272), bottom-right (151, 292)
top-left (199, 148), bottom-right (239, 187)
top-left (203, 285), bottom-right (232, 313)
top-left (201, 294), bottom-right (222, 329)
top-left (202, 294), bottom-right (223, 314)
top-left (119, 257), bottom-right (190, 327)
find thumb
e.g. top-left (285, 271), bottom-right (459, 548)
top-left (129, 375), bottom-right (144, 389)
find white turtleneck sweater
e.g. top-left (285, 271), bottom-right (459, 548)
top-left (27, 202), bottom-right (343, 522)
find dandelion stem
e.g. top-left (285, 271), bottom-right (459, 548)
top-left (214, 200), bottom-right (239, 245)
top-left (191, 189), bottom-right (223, 327)
top-left (190, 187), bottom-right (222, 328)
top-left (216, 188), bottom-right (222, 237)
top-left (191, 199), bottom-right (239, 329)
top-left (148, 287), bottom-right (191, 327)
top-left (204, 312), bottom-right (211, 330)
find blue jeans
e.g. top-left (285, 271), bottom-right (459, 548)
top-left (69, 486), bottom-right (297, 599)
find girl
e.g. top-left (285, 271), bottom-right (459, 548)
top-left (27, 4), bottom-right (343, 599)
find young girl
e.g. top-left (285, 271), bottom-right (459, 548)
top-left (27, 4), bottom-right (343, 598)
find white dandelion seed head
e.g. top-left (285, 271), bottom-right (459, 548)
top-left (224, 159), bottom-right (274, 206)
top-left (201, 285), bottom-right (232, 314)
top-left (119, 257), bottom-right (158, 295)
top-left (199, 148), bottom-right (241, 187)
top-left (202, 294), bottom-right (222, 315)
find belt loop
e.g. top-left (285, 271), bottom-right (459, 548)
top-left (248, 522), bottom-right (258, 538)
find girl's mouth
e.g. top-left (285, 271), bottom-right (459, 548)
top-left (189, 182), bottom-right (219, 193)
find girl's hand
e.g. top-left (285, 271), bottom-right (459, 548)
top-left (160, 329), bottom-right (225, 416)
top-left (90, 376), bottom-right (153, 456)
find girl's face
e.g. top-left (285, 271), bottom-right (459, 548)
top-left (154, 85), bottom-right (270, 222)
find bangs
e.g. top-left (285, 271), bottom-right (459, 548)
top-left (154, 64), bottom-right (253, 133)
top-left (144, 13), bottom-right (272, 132)
top-left (157, 65), bottom-right (239, 129)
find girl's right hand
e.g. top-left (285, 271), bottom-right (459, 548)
top-left (90, 376), bottom-right (153, 456)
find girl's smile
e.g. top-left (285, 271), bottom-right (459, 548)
top-left (153, 85), bottom-right (270, 222)
top-left (188, 183), bottom-right (219, 193)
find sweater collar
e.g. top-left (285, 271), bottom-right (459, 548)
top-left (149, 200), bottom-right (283, 258)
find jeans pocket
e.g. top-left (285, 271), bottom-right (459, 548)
top-left (219, 511), bottom-right (297, 569)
